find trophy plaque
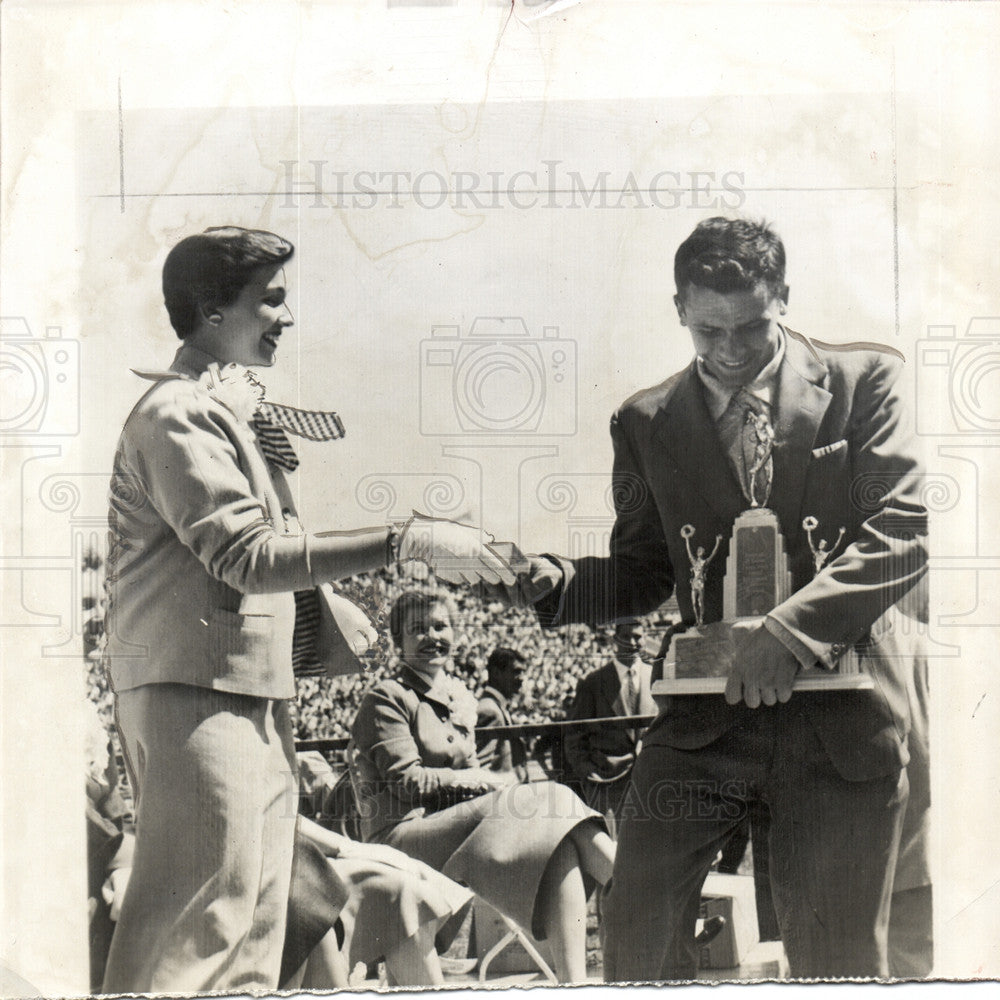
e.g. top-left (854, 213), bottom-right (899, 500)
top-left (653, 407), bottom-right (872, 695)
top-left (722, 507), bottom-right (792, 619)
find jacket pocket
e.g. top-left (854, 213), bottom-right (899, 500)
top-left (205, 608), bottom-right (275, 672)
top-left (805, 441), bottom-right (851, 498)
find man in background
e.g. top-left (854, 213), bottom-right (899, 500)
top-left (476, 647), bottom-right (529, 781)
top-left (564, 620), bottom-right (656, 837)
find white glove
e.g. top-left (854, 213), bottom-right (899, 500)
top-left (398, 512), bottom-right (517, 586)
top-left (326, 591), bottom-right (379, 655)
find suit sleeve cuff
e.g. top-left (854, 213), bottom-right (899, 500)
top-left (532, 553), bottom-right (573, 628)
top-left (764, 615), bottom-right (832, 670)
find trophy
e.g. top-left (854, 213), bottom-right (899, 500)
top-left (803, 516), bottom-right (845, 577)
top-left (653, 407), bottom-right (872, 695)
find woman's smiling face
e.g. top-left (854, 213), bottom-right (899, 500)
top-left (400, 600), bottom-right (454, 677)
top-left (214, 264), bottom-right (294, 367)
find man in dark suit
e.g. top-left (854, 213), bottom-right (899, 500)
top-left (564, 620), bottom-right (656, 837)
top-left (502, 217), bottom-right (929, 980)
top-left (475, 647), bottom-right (528, 780)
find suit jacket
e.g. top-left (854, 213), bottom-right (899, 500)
top-left (539, 330), bottom-right (928, 782)
top-left (349, 666), bottom-right (490, 841)
top-left (564, 660), bottom-right (656, 785)
top-left (106, 345), bottom-right (313, 698)
top-left (476, 687), bottom-right (527, 777)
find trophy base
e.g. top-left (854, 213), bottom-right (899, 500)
top-left (667, 619), bottom-right (762, 679)
top-left (653, 672), bottom-right (875, 696)
top-left (655, 619), bottom-right (874, 696)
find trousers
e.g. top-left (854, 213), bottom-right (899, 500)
top-left (102, 683), bottom-right (298, 992)
top-left (601, 705), bottom-right (908, 981)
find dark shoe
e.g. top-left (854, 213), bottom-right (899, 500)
top-left (695, 915), bottom-right (726, 947)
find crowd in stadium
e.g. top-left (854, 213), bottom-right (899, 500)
top-left (86, 563), bottom-right (673, 745)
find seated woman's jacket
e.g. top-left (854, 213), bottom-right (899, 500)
top-left (350, 666), bottom-right (495, 840)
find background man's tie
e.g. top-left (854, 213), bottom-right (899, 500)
top-left (625, 664), bottom-right (639, 716)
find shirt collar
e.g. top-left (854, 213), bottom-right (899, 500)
top-left (482, 685), bottom-right (509, 710)
top-left (398, 663), bottom-right (454, 711)
top-left (613, 655), bottom-right (646, 682)
top-left (131, 344), bottom-right (230, 383)
top-left (696, 326), bottom-right (787, 421)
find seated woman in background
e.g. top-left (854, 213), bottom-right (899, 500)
top-left (349, 590), bottom-right (617, 984)
top-left (280, 754), bottom-right (472, 989)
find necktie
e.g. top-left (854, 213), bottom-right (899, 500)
top-left (252, 401), bottom-right (346, 472)
top-left (719, 389), bottom-right (773, 507)
top-left (625, 665), bottom-right (639, 716)
top-left (292, 588), bottom-right (325, 676)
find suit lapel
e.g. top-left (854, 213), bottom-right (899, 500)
top-left (652, 364), bottom-right (745, 525)
top-left (601, 662), bottom-right (627, 718)
top-left (637, 668), bottom-right (657, 717)
top-left (483, 687), bottom-right (512, 726)
top-left (771, 330), bottom-right (832, 535)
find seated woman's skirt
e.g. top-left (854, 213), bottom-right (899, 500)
top-left (280, 833), bottom-right (471, 985)
top-left (372, 780), bottom-right (605, 939)
top-left (334, 851), bottom-right (472, 968)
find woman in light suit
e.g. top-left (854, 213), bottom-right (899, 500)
top-left (103, 227), bottom-right (513, 992)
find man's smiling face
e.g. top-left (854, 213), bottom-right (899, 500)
top-left (675, 281), bottom-right (787, 390)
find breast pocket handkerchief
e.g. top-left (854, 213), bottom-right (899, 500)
top-left (811, 439), bottom-right (848, 459)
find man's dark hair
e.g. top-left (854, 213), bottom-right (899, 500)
top-left (485, 647), bottom-right (526, 683)
top-left (162, 226), bottom-right (295, 338)
top-left (674, 217), bottom-right (786, 301)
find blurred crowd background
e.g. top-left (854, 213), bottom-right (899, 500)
top-left (84, 555), bottom-right (677, 744)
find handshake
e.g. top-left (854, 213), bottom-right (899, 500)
top-left (396, 511), bottom-right (562, 607)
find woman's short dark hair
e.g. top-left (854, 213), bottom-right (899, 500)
top-left (162, 226), bottom-right (295, 338)
top-left (389, 590), bottom-right (456, 650)
top-left (674, 217), bottom-right (786, 301)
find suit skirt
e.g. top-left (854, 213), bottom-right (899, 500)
top-left (280, 836), bottom-right (471, 985)
top-left (333, 853), bottom-right (472, 968)
top-left (374, 780), bottom-right (605, 939)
